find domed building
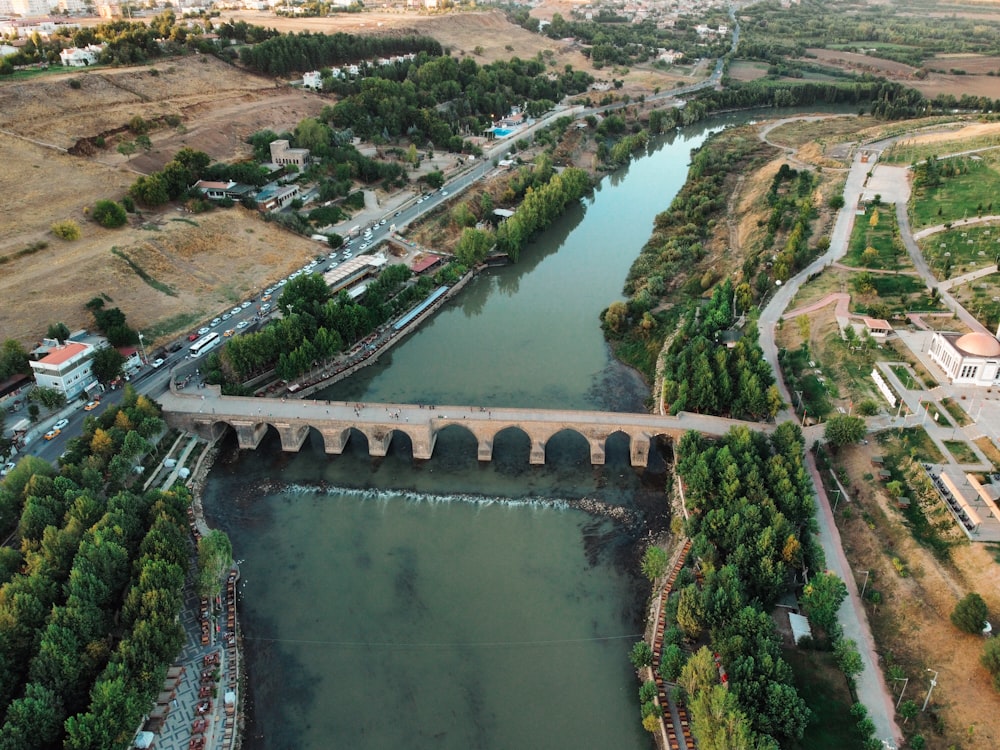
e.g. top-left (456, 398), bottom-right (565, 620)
top-left (928, 330), bottom-right (1000, 386)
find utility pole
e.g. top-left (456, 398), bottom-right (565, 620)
top-left (922, 669), bottom-right (939, 712)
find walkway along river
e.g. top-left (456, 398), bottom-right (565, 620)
top-left (198, 108), bottom-right (852, 750)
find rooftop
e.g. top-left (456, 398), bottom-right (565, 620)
top-left (33, 341), bottom-right (89, 366)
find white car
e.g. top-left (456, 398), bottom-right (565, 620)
top-left (198, 326), bottom-right (210, 336)
top-left (0, 461), bottom-right (15, 478)
top-left (241, 301), bottom-right (251, 309)
top-left (222, 313), bottom-right (231, 321)
top-left (151, 358), bottom-right (165, 368)
top-left (230, 307), bottom-right (241, 315)
top-left (261, 302), bottom-right (271, 312)
top-left (237, 320), bottom-right (250, 329)
top-left (441, 190), bottom-right (448, 196)
top-left (53, 418), bottom-right (70, 430)
top-left (379, 219), bottom-right (387, 225)
top-left (345, 251), bottom-right (354, 258)
top-left (210, 318), bottom-right (222, 327)
top-left (265, 287), bottom-right (275, 294)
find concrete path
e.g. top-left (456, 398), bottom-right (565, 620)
top-left (912, 214), bottom-right (1000, 241)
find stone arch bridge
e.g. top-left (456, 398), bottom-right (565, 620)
top-left (159, 386), bottom-right (768, 468)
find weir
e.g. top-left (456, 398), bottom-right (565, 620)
top-left (159, 384), bottom-right (769, 468)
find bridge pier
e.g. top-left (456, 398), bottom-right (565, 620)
top-left (366, 429), bottom-right (394, 458)
top-left (409, 425), bottom-right (437, 461)
top-left (318, 426), bottom-right (350, 455)
top-left (530, 439), bottom-right (546, 465)
top-left (277, 424), bottom-right (310, 452)
top-left (232, 421), bottom-right (268, 450)
top-left (477, 436), bottom-right (493, 462)
top-left (589, 439), bottom-right (606, 466)
top-left (630, 433), bottom-right (651, 468)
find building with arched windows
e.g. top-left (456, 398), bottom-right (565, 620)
top-left (927, 330), bottom-right (1000, 386)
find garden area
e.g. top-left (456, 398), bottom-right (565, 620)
top-left (850, 272), bottom-right (944, 319)
top-left (918, 224), bottom-right (1000, 281)
top-left (949, 271), bottom-right (1000, 333)
top-left (843, 204), bottom-right (909, 271)
top-left (909, 152), bottom-right (1000, 230)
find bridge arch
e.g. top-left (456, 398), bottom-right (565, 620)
top-left (487, 425), bottom-right (532, 467)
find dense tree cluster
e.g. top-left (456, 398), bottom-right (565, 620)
top-left (318, 52), bottom-right (591, 152)
top-left (672, 423), bottom-right (821, 746)
top-left (660, 282), bottom-right (781, 420)
top-left (755, 164), bottom-right (817, 282)
top-left (128, 148), bottom-right (211, 208)
top-left (0, 390), bottom-right (189, 750)
top-left (85, 298), bottom-right (138, 349)
top-left (209, 264), bottom-right (442, 387)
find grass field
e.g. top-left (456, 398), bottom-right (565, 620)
top-left (785, 649), bottom-right (860, 750)
top-left (940, 397), bottom-right (972, 427)
top-left (917, 400), bottom-right (951, 427)
top-left (844, 206), bottom-right (905, 270)
top-left (909, 151), bottom-right (1000, 229)
top-left (920, 225), bottom-right (1000, 280)
top-left (883, 132), bottom-right (1000, 166)
top-left (950, 271), bottom-right (1000, 332)
top-left (974, 436), bottom-right (1000, 471)
top-left (944, 439), bottom-right (979, 464)
top-left (892, 364), bottom-right (922, 390)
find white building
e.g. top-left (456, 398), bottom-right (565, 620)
top-left (29, 339), bottom-right (97, 399)
top-left (59, 43), bottom-right (103, 66)
top-left (10, 0), bottom-right (48, 17)
top-left (302, 70), bottom-right (322, 90)
top-left (927, 331), bottom-right (1000, 386)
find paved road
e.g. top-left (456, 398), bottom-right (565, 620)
top-left (757, 124), bottom-right (904, 748)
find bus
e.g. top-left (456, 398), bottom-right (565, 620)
top-left (189, 332), bottom-right (221, 358)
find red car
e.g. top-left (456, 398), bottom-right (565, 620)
top-left (188, 333), bottom-right (199, 341)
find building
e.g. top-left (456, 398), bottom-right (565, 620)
top-left (255, 183), bottom-right (300, 212)
top-left (192, 179), bottom-right (254, 201)
top-left (268, 139), bottom-right (310, 168)
top-left (863, 317), bottom-right (892, 339)
top-left (10, 0), bottom-right (47, 17)
top-left (28, 338), bottom-right (98, 399)
top-left (322, 254), bottom-right (388, 295)
top-left (59, 43), bottom-right (103, 66)
top-left (302, 70), bottom-right (322, 90)
top-left (927, 331), bottom-right (1000, 386)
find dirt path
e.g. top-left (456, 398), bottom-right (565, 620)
top-left (783, 291), bottom-right (852, 320)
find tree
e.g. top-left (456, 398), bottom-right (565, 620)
top-left (800, 572), bottom-right (847, 637)
top-left (951, 592), bottom-right (989, 634)
top-left (898, 699), bottom-right (918, 725)
top-left (834, 638), bottom-right (864, 685)
top-left (642, 713), bottom-right (660, 733)
top-left (196, 530), bottom-right (233, 598)
top-left (91, 347), bottom-right (125, 385)
top-left (824, 415), bottom-right (866, 449)
top-left (660, 643), bottom-right (686, 681)
top-left (424, 170), bottom-right (445, 190)
top-left (92, 200), bottom-right (127, 229)
top-left (28, 386), bottom-right (67, 410)
top-left (641, 546), bottom-right (669, 581)
top-left (0, 339), bottom-right (30, 379)
top-left (46, 323), bottom-right (71, 342)
top-left (116, 141), bottom-right (136, 161)
top-left (629, 640), bottom-right (653, 669)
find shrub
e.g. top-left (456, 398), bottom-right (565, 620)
top-left (68, 78), bottom-right (82, 89)
top-left (51, 220), bottom-right (81, 241)
top-left (92, 200), bottom-right (128, 228)
top-left (952, 592), bottom-right (989, 634)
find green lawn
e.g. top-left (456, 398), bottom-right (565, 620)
top-left (850, 272), bottom-right (943, 318)
top-left (940, 397), bottom-right (972, 427)
top-left (891, 364), bottom-right (922, 391)
top-left (944, 440), bottom-right (979, 464)
top-left (951, 272), bottom-right (1000, 333)
top-left (917, 225), bottom-right (1000, 280)
top-left (917, 400), bottom-right (950, 427)
top-left (879, 426), bottom-right (945, 464)
top-left (844, 206), bottom-right (906, 270)
top-left (910, 154), bottom-right (1000, 229)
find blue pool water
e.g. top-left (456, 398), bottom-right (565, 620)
top-left (493, 127), bottom-right (513, 137)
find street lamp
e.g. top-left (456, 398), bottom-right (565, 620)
top-left (922, 668), bottom-right (938, 712)
top-left (832, 489), bottom-right (842, 512)
top-left (137, 332), bottom-right (148, 365)
top-left (860, 569), bottom-right (870, 600)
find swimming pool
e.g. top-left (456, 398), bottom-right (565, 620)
top-left (493, 127), bottom-right (514, 137)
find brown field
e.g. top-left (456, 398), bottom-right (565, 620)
top-left (834, 444), bottom-right (1000, 750)
top-left (804, 47), bottom-right (1000, 98)
top-left (0, 54), bottom-right (329, 345)
top-left (728, 60), bottom-right (769, 82)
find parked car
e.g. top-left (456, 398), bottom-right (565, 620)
top-left (261, 294), bottom-right (272, 302)
top-left (230, 307), bottom-right (241, 315)
top-left (189, 333), bottom-right (200, 341)
top-left (53, 418), bottom-right (69, 430)
top-left (198, 326), bottom-right (211, 336)
top-left (223, 329), bottom-right (235, 338)
top-left (210, 318), bottom-right (222, 327)
top-left (261, 303), bottom-right (271, 312)
top-left (151, 358), bottom-right (165, 368)
top-left (236, 320), bottom-right (250, 329)
top-left (1, 461), bottom-right (16, 478)
top-left (241, 301), bottom-right (251, 309)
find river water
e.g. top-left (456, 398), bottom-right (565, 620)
top-left (202, 113), bottom-right (760, 749)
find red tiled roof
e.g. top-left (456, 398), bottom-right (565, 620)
top-left (38, 341), bottom-right (88, 365)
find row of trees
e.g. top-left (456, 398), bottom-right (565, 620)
top-left (0, 389), bottom-right (198, 750)
top-left (127, 147), bottom-right (211, 208)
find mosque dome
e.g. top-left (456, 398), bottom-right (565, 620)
top-left (955, 332), bottom-right (1000, 358)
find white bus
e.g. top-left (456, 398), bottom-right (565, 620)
top-left (189, 332), bottom-right (221, 358)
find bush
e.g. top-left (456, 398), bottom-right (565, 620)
top-left (951, 592), bottom-right (988, 634)
top-left (983, 638), bottom-right (1000, 690)
top-left (629, 640), bottom-right (653, 669)
top-left (92, 200), bottom-right (128, 228)
top-left (51, 220), bottom-right (81, 241)
top-left (68, 78), bottom-right (82, 89)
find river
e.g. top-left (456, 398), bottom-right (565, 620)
top-left (201, 110), bottom-right (796, 749)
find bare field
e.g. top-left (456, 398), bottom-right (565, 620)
top-left (0, 206), bottom-right (319, 347)
top-left (835, 445), bottom-right (1000, 750)
top-left (804, 47), bottom-right (1000, 99)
